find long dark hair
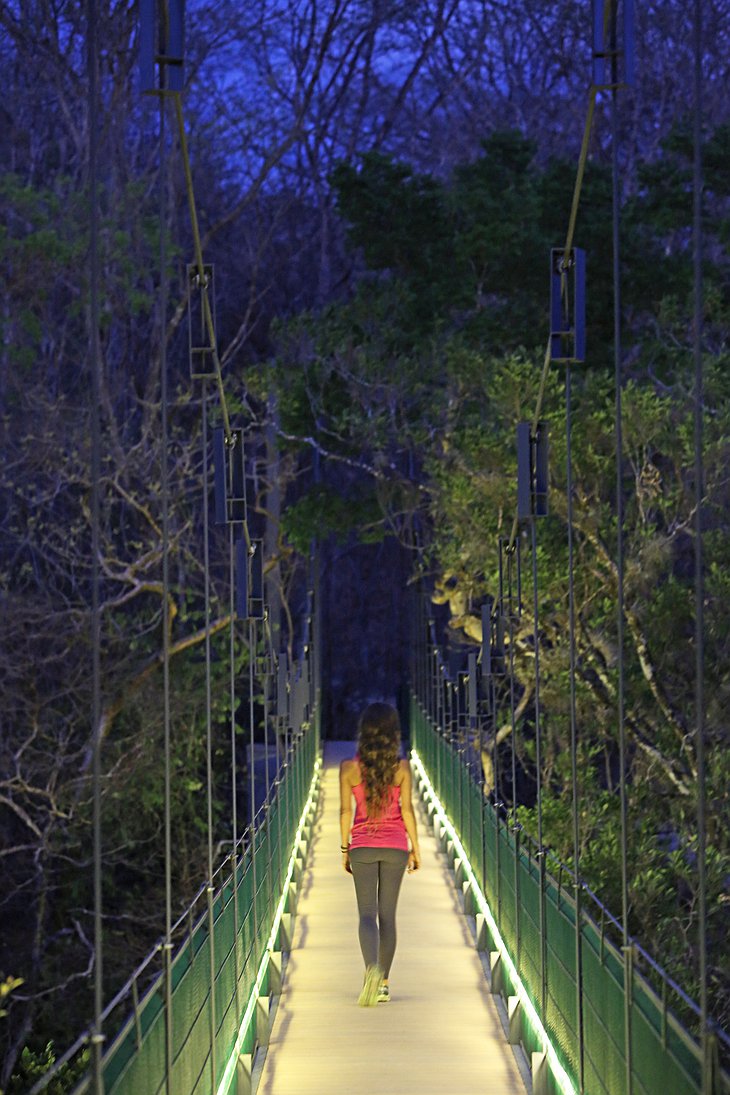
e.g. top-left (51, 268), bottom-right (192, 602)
top-left (357, 702), bottom-right (401, 821)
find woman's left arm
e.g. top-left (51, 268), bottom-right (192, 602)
top-left (399, 762), bottom-right (421, 872)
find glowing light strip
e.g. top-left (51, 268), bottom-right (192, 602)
top-left (411, 748), bottom-right (577, 1095)
top-left (216, 757), bottom-right (322, 1095)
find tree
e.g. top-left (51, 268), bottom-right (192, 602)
top-left (3, 0), bottom-right (730, 1077)
top-left (263, 130), bottom-right (730, 1029)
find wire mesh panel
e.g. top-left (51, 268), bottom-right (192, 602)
top-left (544, 883), bottom-right (580, 1082)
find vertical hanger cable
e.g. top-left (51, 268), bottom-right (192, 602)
top-left (87, 0), bottom-right (104, 1085)
top-left (691, 0), bottom-right (709, 1085)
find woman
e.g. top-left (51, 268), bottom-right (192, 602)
top-left (340, 702), bottom-right (421, 1006)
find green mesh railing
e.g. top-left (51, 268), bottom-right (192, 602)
top-left (67, 719), bottom-right (320, 1095)
top-left (410, 697), bottom-right (729, 1095)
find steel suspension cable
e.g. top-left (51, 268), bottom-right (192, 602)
top-left (609, 18), bottom-right (632, 1091)
top-left (201, 385), bottom-right (218, 1088)
top-left (229, 523), bottom-right (241, 1017)
top-left (266, 613), bottom-right (284, 900)
top-left (263, 625), bottom-right (271, 806)
top-left (492, 670), bottom-right (501, 921)
top-left (249, 618), bottom-right (259, 959)
top-left (86, 0), bottom-right (104, 1086)
top-left (531, 517), bottom-right (547, 1018)
top-left (505, 86), bottom-right (600, 554)
top-left (172, 95), bottom-right (232, 445)
top-left (507, 603), bottom-right (521, 967)
top-left (691, 0), bottom-right (709, 1086)
top-left (565, 362), bottom-right (585, 1091)
top-left (167, 74), bottom-right (267, 1078)
top-left (158, 85), bottom-right (174, 1095)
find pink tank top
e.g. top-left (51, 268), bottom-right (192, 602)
top-left (349, 781), bottom-right (409, 851)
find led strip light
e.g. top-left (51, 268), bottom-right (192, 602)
top-left (411, 748), bottom-right (577, 1095)
top-left (216, 756), bottom-right (322, 1095)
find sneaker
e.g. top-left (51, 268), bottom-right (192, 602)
top-left (358, 965), bottom-right (383, 1007)
top-left (377, 983), bottom-right (390, 1003)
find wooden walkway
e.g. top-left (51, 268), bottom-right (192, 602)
top-left (257, 742), bottom-right (527, 1095)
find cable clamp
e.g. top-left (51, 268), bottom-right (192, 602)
top-left (191, 268), bottom-right (210, 290)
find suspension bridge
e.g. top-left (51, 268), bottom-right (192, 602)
top-left (25, 0), bottom-right (728, 1093)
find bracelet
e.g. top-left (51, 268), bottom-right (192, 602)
top-left (340, 845), bottom-right (349, 852)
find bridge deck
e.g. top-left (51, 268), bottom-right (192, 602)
top-left (258, 742), bottom-right (527, 1095)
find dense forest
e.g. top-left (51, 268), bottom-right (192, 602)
top-left (1, 0), bottom-right (729, 1088)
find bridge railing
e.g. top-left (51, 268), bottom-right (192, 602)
top-left (31, 643), bottom-right (321, 1095)
top-left (409, 612), bottom-right (730, 1095)
top-left (99, 720), bottom-right (318, 1095)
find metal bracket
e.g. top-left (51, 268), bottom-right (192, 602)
top-left (236, 1052), bottom-right (253, 1095)
top-left (462, 879), bottom-right (476, 916)
top-left (276, 652), bottom-right (290, 723)
top-left (499, 536), bottom-right (522, 620)
top-left (278, 912), bottom-right (293, 951)
top-left (139, 0), bottom-right (185, 94)
top-left (268, 950), bottom-right (283, 996)
top-left (236, 538), bottom-right (265, 621)
top-left (249, 540), bottom-right (265, 620)
top-left (517, 421), bottom-right (549, 520)
top-left (475, 912), bottom-right (489, 952)
top-left (508, 995), bottom-right (522, 1045)
top-left (592, 0), bottom-right (635, 88)
top-left (467, 652), bottom-right (478, 730)
top-left (531, 1051), bottom-right (549, 1095)
top-left (550, 247), bottom-right (586, 363)
top-left (482, 597), bottom-right (505, 680)
top-left (187, 264), bottom-right (217, 380)
top-left (214, 427), bottom-right (247, 524)
top-left (489, 950), bottom-right (504, 996)
top-left (256, 995), bottom-right (270, 1048)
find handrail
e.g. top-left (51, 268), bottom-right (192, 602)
top-left (409, 677), bottom-right (730, 1093)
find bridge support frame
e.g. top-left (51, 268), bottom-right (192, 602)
top-left (531, 1051), bottom-right (548, 1095)
top-left (508, 995), bottom-right (522, 1045)
top-left (236, 1051), bottom-right (254, 1095)
top-left (490, 950), bottom-right (504, 996)
top-left (475, 912), bottom-right (489, 951)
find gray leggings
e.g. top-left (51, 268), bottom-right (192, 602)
top-left (349, 847), bottom-right (409, 977)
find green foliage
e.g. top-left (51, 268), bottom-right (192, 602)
top-left (0, 171), bottom-right (171, 393)
top-left (282, 484), bottom-right (387, 553)
top-left (5, 1044), bottom-right (89, 1095)
top-left (0, 977), bottom-right (24, 1021)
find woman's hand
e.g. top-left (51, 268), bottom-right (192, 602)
top-left (342, 851), bottom-right (352, 874)
top-left (407, 849), bottom-right (421, 873)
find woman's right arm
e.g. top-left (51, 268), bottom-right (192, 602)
top-left (399, 761), bottom-right (421, 871)
top-left (339, 760), bottom-right (353, 874)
